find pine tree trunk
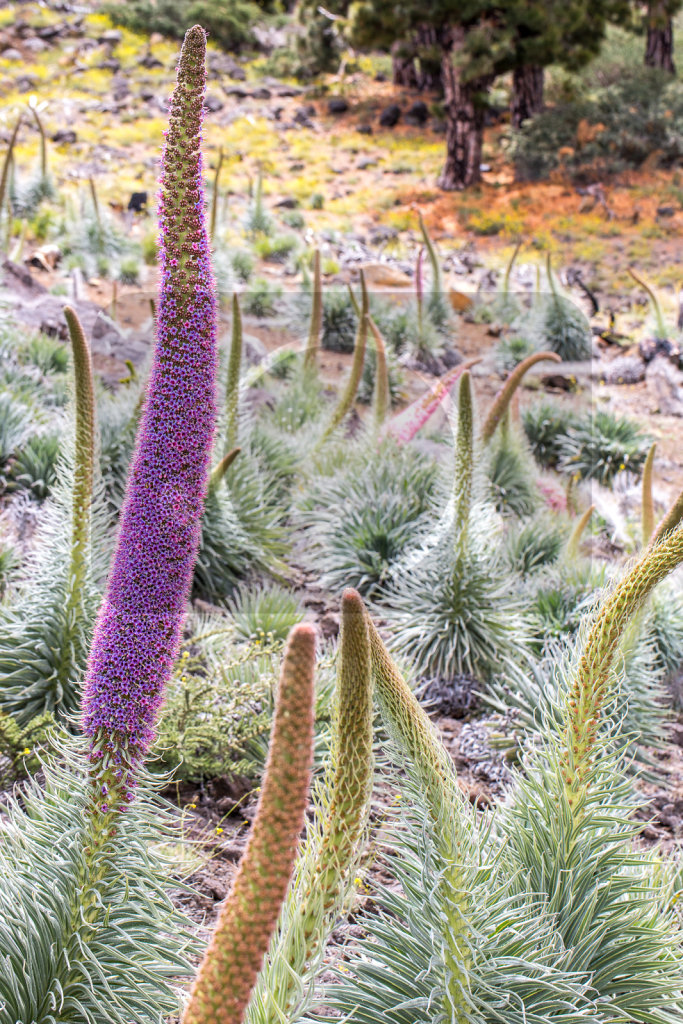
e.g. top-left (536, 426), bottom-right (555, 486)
top-left (437, 28), bottom-right (492, 190)
top-left (645, 3), bottom-right (676, 73)
top-left (391, 40), bottom-right (418, 88)
top-left (510, 64), bottom-right (544, 129)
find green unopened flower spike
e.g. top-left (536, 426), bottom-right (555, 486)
top-left (183, 624), bottom-right (316, 1024)
top-left (226, 293), bottom-right (242, 450)
top-left (63, 306), bottom-right (96, 593)
top-left (418, 209), bottom-right (442, 294)
top-left (303, 248), bottom-right (322, 371)
top-left (367, 314), bottom-right (390, 427)
top-left (210, 146), bottom-right (223, 240)
top-left (453, 370), bottom-right (473, 552)
top-left (567, 504), bottom-right (595, 560)
top-left (563, 521), bottom-right (683, 799)
top-left (360, 595), bottom-right (473, 1014)
top-left (0, 113), bottom-right (21, 234)
top-left (481, 350), bottom-right (561, 445)
top-left (318, 272), bottom-right (368, 446)
top-left (310, 588), bottom-right (374, 903)
top-left (208, 446), bottom-right (241, 491)
top-left (641, 441), bottom-right (657, 545)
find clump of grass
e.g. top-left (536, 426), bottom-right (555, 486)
top-left (505, 515), bottom-right (565, 578)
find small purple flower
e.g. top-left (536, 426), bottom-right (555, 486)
top-left (81, 26), bottom-right (217, 793)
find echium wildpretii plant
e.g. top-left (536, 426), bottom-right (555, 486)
top-left (0, 27), bottom-right (219, 1024)
top-left (81, 24), bottom-right (218, 809)
top-left (378, 370), bottom-right (531, 683)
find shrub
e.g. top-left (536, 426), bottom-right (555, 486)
top-left (512, 68), bottom-right (683, 181)
top-left (153, 629), bottom-right (277, 782)
top-left (0, 710), bottom-right (55, 789)
top-left (487, 433), bottom-right (539, 518)
top-left (254, 233), bottom-right (298, 264)
top-left (357, 344), bottom-right (406, 407)
top-left (530, 291), bottom-right (593, 361)
top-left (380, 543), bottom-right (531, 682)
top-left (117, 256), bottom-right (141, 285)
top-left (496, 333), bottom-right (537, 372)
top-left (103, 0), bottom-right (261, 51)
top-left (281, 209), bottom-right (305, 230)
top-left (0, 539), bottom-right (17, 596)
top-left (505, 516), bottom-right (565, 578)
top-left (0, 393), bottom-right (30, 471)
top-left (300, 443), bottom-right (438, 597)
top-left (231, 249), bottom-right (255, 283)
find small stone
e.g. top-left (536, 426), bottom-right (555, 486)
top-left (657, 205), bottom-right (676, 217)
top-left (97, 30), bottom-right (123, 45)
top-left (357, 156), bottom-right (378, 170)
top-left (23, 38), bottom-right (48, 53)
top-left (1, 48), bottom-right (22, 61)
top-left (52, 129), bottom-right (77, 145)
top-left (646, 355), bottom-right (683, 415)
top-left (140, 54), bottom-right (162, 69)
top-left (379, 104), bottom-right (401, 128)
top-left (204, 93), bottom-right (223, 112)
top-left (405, 99), bottom-right (429, 125)
top-left (328, 97), bottom-right (349, 114)
top-left (357, 123), bottom-right (373, 135)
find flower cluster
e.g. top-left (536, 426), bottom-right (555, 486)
top-left (81, 26), bottom-right (217, 802)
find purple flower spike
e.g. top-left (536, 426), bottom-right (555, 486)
top-left (81, 26), bottom-right (217, 782)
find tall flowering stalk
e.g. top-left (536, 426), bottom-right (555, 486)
top-left (81, 24), bottom-right (217, 815)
